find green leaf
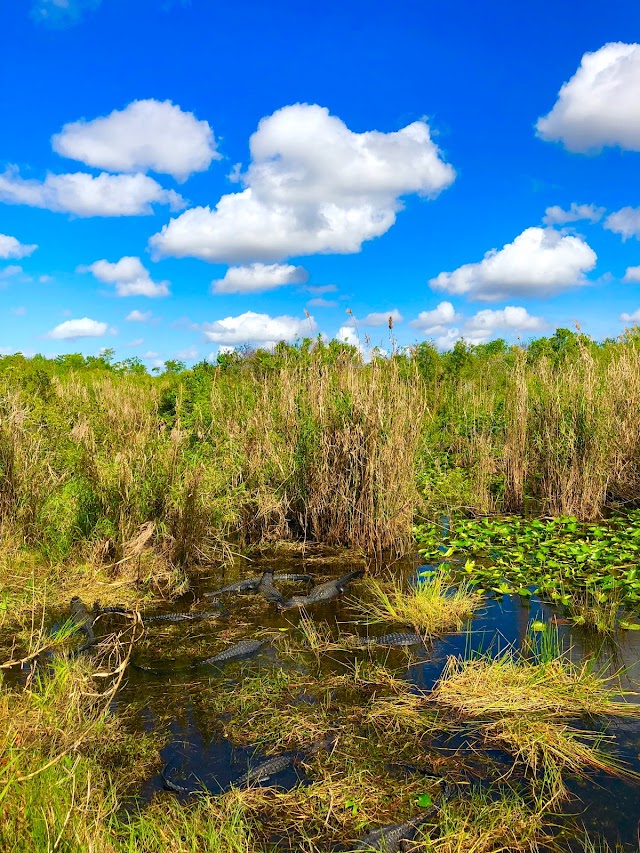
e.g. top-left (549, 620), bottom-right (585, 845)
top-left (530, 620), bottom-right (546, 632)
top-left (619, 621), bottom-right (640, 631)
top-left (415, 793), bottom-right (433, 808)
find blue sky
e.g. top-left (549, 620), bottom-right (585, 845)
top-left (2, 0), bottom-right (640, 365)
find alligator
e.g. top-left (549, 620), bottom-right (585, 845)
top-left (235, 733), bottom-right (335, 787)
top-left (69, 597), bottom-right (97, 652)
top-left (134, 638), bottom-right (266, 674)
top-left (357, 632), bottom-right (422, 648)
top-left (279, 569), bottom-right (364, 609)
top-left (199, 638), bottom-right (265, 665)
top-left (204, 573), bottom-right (313, 599)
top-left (160, 764), bottom-right (201, 796)
top-left (235, 750), bottom-right (300, 786)
top-left (255, 570), bottom-right (285, 605)
top-left (143, 610), bottom-right (219, 624)
top-left (352, 785), bottom-right (452, 851)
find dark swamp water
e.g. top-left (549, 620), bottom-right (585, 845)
top-left (95, 544), bottom-right (640, 852)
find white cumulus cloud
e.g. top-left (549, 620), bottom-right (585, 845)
top-left (463, 306), bottom-right (546, 344)
top-left (211, 262), bottom-right (308, 294)
top-left (126, 309), bottom-right (153, 322)
top-left (430, 227), bottom-right (597, 301)
top-left (47, 317), bottom-right (109, 339)
top-left (604, 207), bottom-right (640, 240)
top-left (543, 203), bottom-right (605, 226)
top-left (150, 103), bottom-right (455, 263)
top-left (360, 309), bottom-right (403, 327)
top-left (0, 167), bottom-right (183, 217)
top-left (537, 43), bottom-right (640, 152)
top-left (336, 326), bottom-right (361, 347)
top-left (202, 311), bottom-right (316, 346)
top-left (624, 266), bottom-right (640, 282)
top-left (0, 233), bottom-right (38, 259)
top-left (53, 99), bottom-right (219, 182)
top-left (409, 301), bottom-right (458, 335)
top-left (84, 256), bottom-right (170, 297)
top-left (621, 308), bottom-right (640, 323)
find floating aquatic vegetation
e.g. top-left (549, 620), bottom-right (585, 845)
top-left (414, 513), bottom-right (640, 627)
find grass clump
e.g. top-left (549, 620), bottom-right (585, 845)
top-left (430, 639), bottom-right (640, 797)
top-left (432, 652), bottom-right (637, 719)
top-left (356, 575), bottom-right (481, 636)
top-left (430, 785), bottom-right (555, 853)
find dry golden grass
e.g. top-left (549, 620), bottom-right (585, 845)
top-left (432, 653), bottom-right (639, 719)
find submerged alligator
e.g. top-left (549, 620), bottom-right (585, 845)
top-left (356, 632), bottom-right (422, 648)
top-left (134, 637), bottom-right (266, 674)
top-left (69, 596), bottom-right (97, 653)
top-left (200, 638), bottom-right (265, 665)
top-left (279, 569), bottom-right (364, 609)
top-left (143, 609), bottom-right (220, 624)
top-left (162, 735), bottom-right (335, 796)
top-left (352, 785), bottom-right (452, 851)
top-left (255, 570), bottom-right (286, 605)
top-left (205, 572), bottom-right (313, 599)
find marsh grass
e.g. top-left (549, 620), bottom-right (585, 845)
top-left (0, 611), bottom-right (155, 853)
top-left (115, 793), bottom-right (258, 853)
top-left (429, 644), bottom-right (640, 798)
top-left (432, 652), bottom-right (638, 720)
top-left (354, 575), bottom-right (481, 636)
top-left (566, 590), bottom-right (622, 634)
top-left (430, 785), bottom-right (556, 853)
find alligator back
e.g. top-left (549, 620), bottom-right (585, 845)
top-left (200, 639), bottom-right (265, 665)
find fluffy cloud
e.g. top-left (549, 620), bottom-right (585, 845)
top-left (621, 308), bottom-right (640, 323)
top-left (211, 263), bottom-right (308, 294)
top-left (410, 304), bottom-right (545, 348)
top-left (202, 311), bottom-right (316, 346)
top-left (360, 309), bottom-right (403, 327)
top-left (543, 203), bottom-right (605, 226)
top-left (336, 326), bottom-right (360, 346)
top-left (31, 0), bottom-right (100, 27)
top-left (604, 207), bottom-right (640, 240)
top-left (47, 317), bottom-right (108, 339)
top-left (463, 306), bottom-right (546, 343)
top-left (0, 233), bottom-right (38, 259)
top-left (0, 167), bottom-right (183, 217)
top-left (409, 301), bottom-right (458, 335)
top-left (624, 266), bottom-right (640, 282)
top-left (430, 227), bottom-right (597, 301)
top-left (150, 103), bottom-right (455, 263)
top-left (84, 257), bottom-right (170, 297)
top-left (537, 43), bottom-right (640, 152)
top-left (53, 100), bottom-right (219, 181)
top-left (126, 309), bottom-right (153, 322)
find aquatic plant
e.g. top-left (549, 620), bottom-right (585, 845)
top-left (415, 513), bottom-right (640, 625)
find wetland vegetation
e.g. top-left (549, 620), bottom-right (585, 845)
top-left (2, 327), bottom-right (640, 851)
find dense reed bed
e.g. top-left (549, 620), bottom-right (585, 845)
top-left (2, 326), bottom-right (640, 574)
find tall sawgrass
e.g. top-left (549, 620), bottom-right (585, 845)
top-left (4, 329), bottom-right (640, 576)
